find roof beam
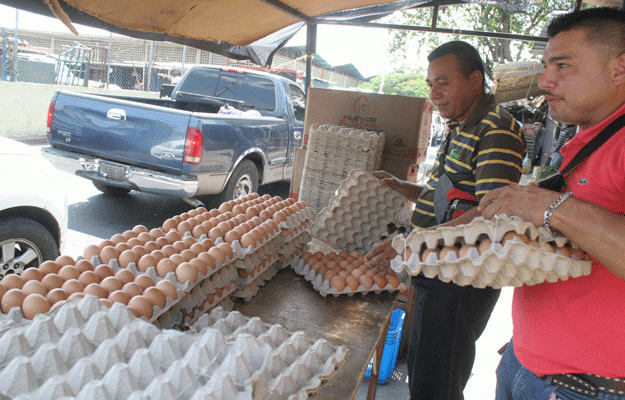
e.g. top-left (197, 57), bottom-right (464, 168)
top-left (315, 19), bottom-right (549, 43)
top-left (257, 0), bottom-right (313, 23)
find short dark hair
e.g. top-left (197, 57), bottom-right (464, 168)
top-left (428, 41), bottom-right (485, 83)
top-left (547, 8), bottom-right (625, 58)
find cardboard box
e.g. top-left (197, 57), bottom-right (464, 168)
top-left (301, 88), bottom-right (433, 181)
top-left (289, 147), bottom-right (306, 200)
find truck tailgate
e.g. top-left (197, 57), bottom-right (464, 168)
top-left (49, 91), bottom-right (191, 174)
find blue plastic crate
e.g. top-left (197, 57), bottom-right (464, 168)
top-left (364, 309), bottom-right (406, 384)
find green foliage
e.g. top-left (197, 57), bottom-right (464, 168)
top-left (386, 1), bottom-right (573, 79)
top-left (358, 70), bottom-right (430, 98)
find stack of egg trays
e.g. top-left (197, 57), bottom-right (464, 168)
top-left (85, 229), bottom-right (238, 325)
top-left (310, 168), bottom-right (411, 253)
top-left (0, 295), bottom-right (349, 400)
top-left (231, 206), bottom-right (315, 302)
top-left (390, 215), bottom-right (593, 289)
top-left (291, 254), bottom-right (409, 298)
top-left (299, 124), bottom-right (385, 214)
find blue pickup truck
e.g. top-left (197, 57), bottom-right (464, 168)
top-left (42, 66), bottom-right (306, 207)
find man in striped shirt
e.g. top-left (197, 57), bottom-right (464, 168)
top-left (368, 41), bottom-right (526, 399)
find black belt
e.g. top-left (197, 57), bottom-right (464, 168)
top-left (546, 373), bottom-right (625, 396)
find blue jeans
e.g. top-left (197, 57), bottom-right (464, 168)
top-left (496, 341), bottom-right (625, 400)
top-left (407, 275), bottom-right (500, 400)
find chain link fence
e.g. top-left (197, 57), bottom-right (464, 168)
top-left (0, 28), bottom-right (364, 92)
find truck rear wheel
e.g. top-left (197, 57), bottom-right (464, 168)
top-left (93, 181), bottom-right (131, 196)
top-left (218, 159), bottom-right (259, 204)
top-left (0, 217), bottom-right (59, 277)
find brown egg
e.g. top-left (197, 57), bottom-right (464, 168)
top-left (458, 244), bottom-right (473, 258)
top-left (78, 270), bottom-right (100, 287)
top-left (61, 279), bottom-right (85, 295)
top-left (131, 245), bottom-right (148, 259)
top-left (208, 227), bottom-right (224, 242)
top-left (207, 247), bottom-right (226, 265)
top-left (134, 275), bottom-right (155, 291)
top-left (359, 274), bottom-right (374, 290)
top-left (338, 270), bottom-right (351, 279)
top-left (323, 269), bottom-right (338, 281)
top-left (137, 254), bottom-right (157, 273)
top-left (82, 245), bottom-right (101, 262)
top-left (38, 260), bottom-right (61, 276)
top-left (83, 283), bottom-right (108, 298)
top-left (345, 275), bottom-right (360, 291)
top-left (20, 280), bottom-right (45, 297)
top-left (189, 258), bottom-right (208, 276)
top-left (175, 262), bottom-right (198, 284)
top-left (176, 221), bottom-right (193, 235)
top-left (21, 294), bottom-right (50, 319)
top-left (1, 289), bottom-right (25, 313)
top-left (112, 241), bottom-right (128, 254)
top-left (19, 268), bottom-right (42, 282)
top-left (156, 258), bottom-right (176, 278)
top-left (216, 243), bottom-right (233, 259)
top-left (224, 230), bottom-right (241, 245)
top-left (0, 285), bottom-right (6, 302)
top-left (478, 239), bottom-right (493, 255)
top-left (541, 242), bottom-right (555, 252)
top-left (200, 238), bottom-right (215, 250)
top-left (372, 274), bottom-right (387, 288)
top-left (128, 295), bottom-right (153, 319)
top-left (67, 292), bottom-right (86, 301)
top-left (160, 245), bottom-right (178, 258)
top-left (240, 232), bottom-right (256, 249)
top-left (192, 224), bottom-right (208, 239)
top-left (188, 243), bottom-right (205, 256)
top-left (115, 269), bottom-right (136, 286)
top-left (180, 236), bottom-right (196, 248)
top-left (439, 246), bottom-right (458, 260)
top-left (143, 287), bottom-right (166, 309)
top-left (109, 234), bottom-right (126, 245)
top-left (117, 250), bottom-right (139, 269)
top-left (216, 221), bottom-right (232, 233)
top-left (99, 246), bottom-right (119, 265)
top-left (46, 288), bottom-right (68, 305)
top-left (162, 218), bottom-right (177, 233)
top-left (130, 224), bottom-right (148, 234)
top-left (386, 274), bottom-right (400, 288)
top-left (98, 240), bottom-right (115, 249)
top-left (75, 259), bottom-right (95, 274)
top-left (179, 249), bottom-right (195, 262)
top-left (351, 267), bottom-right (364, 279)
top-left (41, 274), bottom-right (65, 291)
top-left (165, 230), bottom-right (182, 244)
top-left (155, 279), bottom-right (177, 300)
top-left (58, 265), bottom-right (80, 281)
top-left (150, 250), bottom-right (166, 263)
top-left (137, 232), bottom-right (153, 244)
top-left (122, 282), bottom-right (143, 298)
top-left (108, 290), bottom-right (131, 305)
top-left (94, 265), bottom-right (115, 281)
top-left (148, 227), bottom-right (165, 239)
top-left (1, 274), bottom-right (25, 290)
top-left (168, 254), bottom-right (186, 266)
top-left (420, 248), bottom-right (439, 262)
top-left (100, 277), bottom-right (123, 293)
top-left (122, 230), bottom-right (137, 240)
top-left (99, 298), bottom-right (113, 308)
top-left (197, 253), bottom-right (216, 271)
top-left (218, 202), bottom-right (233, 214)
top-left (152, 238), bottom-right (168, 250)
top-left (55, 255), bottom-right (76, 267)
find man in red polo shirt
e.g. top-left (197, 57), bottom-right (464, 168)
top-left (478, 8), bottom-right (625, 399)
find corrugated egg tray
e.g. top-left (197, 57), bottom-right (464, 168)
top-left (310, 169), bottom-right (411, 253)
top-left (291, 249), bottom-right (409, 298)
top-left (390, 215), bottom-right (593, 289)
top-left (0, 295), bottom-right (348, 400)
top-left (299, 124), bottom-right (385, 214)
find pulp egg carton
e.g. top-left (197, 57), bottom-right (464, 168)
top-left (279, 231), bottom-right (313, 256)
top-left (227, 228), bottom-right (281, 261)
top-left (280, 220), bottom-right (313, 244)
top-left (235, 255), bottom-right (280, 289)
top-left (291, 257), bottom-right (408, 298)
top-left (391, 215), bottom-right (593, 289)
top-left (310, 169), bottom-right (411, 253)
top-left (232, 265), bottom-right (280, 302)
top-left (0, 296), bottom-right (348, 400)
top-left (186, 232), bottom-right (239, 264)
top-left (276, 207), bottom-right (315, 233)
top-left (178, 296), bottom-right (235, 328)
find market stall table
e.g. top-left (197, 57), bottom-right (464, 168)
top-left (233, 267), bottom-right (399, 399)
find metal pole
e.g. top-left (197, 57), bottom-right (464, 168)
top-left (12, 9), bottom-right (18, 82)
top-left (147, 40), bottom-right (154, 91)
top-left (1, 28), bottom-right (6, 80)
top-left (182, 45), bottom-right (187, 75)
top-left (106, 32), bottom-right (112, 88)
top-left (305, 22), bottom-right (316, 92)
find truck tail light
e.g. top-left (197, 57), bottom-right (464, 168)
top-left (46, 101), bottom-right (55, 135)
top-left (183, 127), bottom-right (203, 164)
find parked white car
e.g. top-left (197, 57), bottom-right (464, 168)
top-left (0, 137), bottom-right (68, 276)
top-left (430, 112), bottom-right (446, 146)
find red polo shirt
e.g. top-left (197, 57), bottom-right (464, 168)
top-left (513, 101), bottom-right (625, 378)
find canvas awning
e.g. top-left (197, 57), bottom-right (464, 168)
top-left (2, 0), bottom-right (538, 70)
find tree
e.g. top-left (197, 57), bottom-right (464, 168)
top-left (386, 1), bottom-right (573, 80)
top-left (359, 70), bottom-right (430, 97)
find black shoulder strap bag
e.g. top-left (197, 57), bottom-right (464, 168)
top-left (538, 112), bottom-right (625, 192)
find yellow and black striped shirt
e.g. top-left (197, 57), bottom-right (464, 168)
top-left (412, 94), bottom-right (526, 229)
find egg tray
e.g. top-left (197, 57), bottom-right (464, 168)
top-left (174, 296), bottom-right (235, 329)
top-left (236, 254), bottom-right (280, 287)
top-left (155, 288), bottom-right (235, 331)
top-left (390, 215), bottom-right (593, 289)
top-left (0, 296), bottom-right (349, 400)
top-left (291, 257), bottom-right (409, 298)
top-left (232, 265), bottom-right (281, 302)
top-left (276, 206), bottom-right (315, 233)
top-left (310, 169), bottom-right (411, 253)
top-left (232, 236), bottom-right (282, 274)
